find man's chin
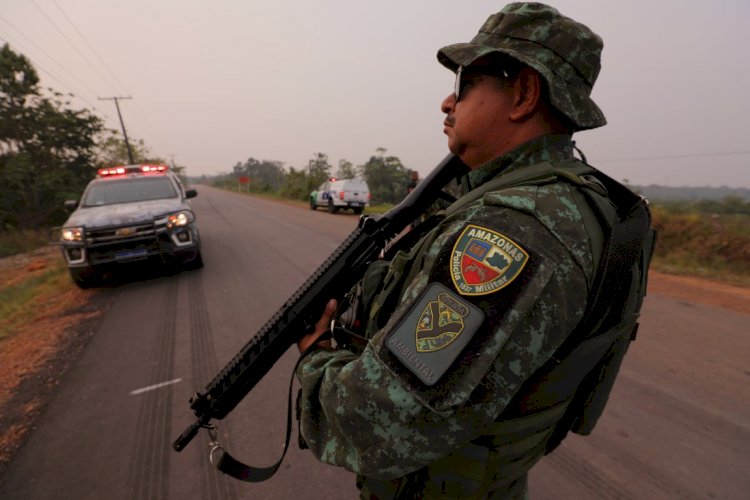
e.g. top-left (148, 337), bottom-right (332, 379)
top-left (446, 141), bottom-right (464, 159)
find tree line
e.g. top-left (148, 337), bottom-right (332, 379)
top-left (652, 197), bottom-right (750, 216)
top-left (201, 146), bottom-right (416, 206)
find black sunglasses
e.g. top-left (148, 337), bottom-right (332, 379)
top-left (454, 65), bottom-right (510, 101)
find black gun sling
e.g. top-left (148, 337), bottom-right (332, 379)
top-left (209, 336), bottom-right (330, 481)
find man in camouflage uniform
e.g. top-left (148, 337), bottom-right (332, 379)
top-left (296, 3), bottom-right (650, 498)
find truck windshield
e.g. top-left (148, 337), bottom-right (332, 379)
top-left (82, 177), bottom-right (177, 206)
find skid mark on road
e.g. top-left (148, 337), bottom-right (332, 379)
top-left (546, 420), bottom-right (706, 500)
top-left (205, 196), bottom-right (236, 229)
top-left (127, 278), bottom-right (178, 499)
top-left (545, 446), bottom-right (631, 499)
top-left (188, 271), bottom-right (239, 500)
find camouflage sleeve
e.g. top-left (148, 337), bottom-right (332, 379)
top-left (296, 183), bottom-right (591, 480)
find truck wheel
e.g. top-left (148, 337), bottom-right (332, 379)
top-left (353, 207), bottom-right (363, 215)
top-left (184, 250), bottom-right (204, 270)
top-left (327, 200), bottom-right (338, 214)
top-left (310, 197), bottom-right (317, 210)
top-left (69, 266), bottom-right (98, 288)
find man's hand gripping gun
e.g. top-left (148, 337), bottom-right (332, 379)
top-left (172, 154), bottom-right (467, 458)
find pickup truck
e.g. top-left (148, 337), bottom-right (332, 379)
top-left (310, 178), bottom-right (370, 214)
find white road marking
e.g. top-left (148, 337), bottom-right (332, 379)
top-left (129, 378), bottom-right (182, 395)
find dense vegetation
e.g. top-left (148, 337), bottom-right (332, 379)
top-left (649, 205), bottom-right (749, 282)
top-left (0, 44), bottom-right (102, 232)
top-left (634, 184), bottom-right (750, 204)
top-left (201, 147), bottom-right (415, 206)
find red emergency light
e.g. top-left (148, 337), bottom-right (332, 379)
top-left (140, 164), bottom-right (169, 173)
top-left (97, 167), bottom-right (126, 176)
top-left (97, 164), bottom-right (169, 177)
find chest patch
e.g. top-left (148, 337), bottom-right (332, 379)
top-left (450, 224), bottom-right (529, 296)
top-left (385, 282), bottom-right (484, 386)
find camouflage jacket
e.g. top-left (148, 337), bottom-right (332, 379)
top-left (296, 134), bottom-right (599, 484)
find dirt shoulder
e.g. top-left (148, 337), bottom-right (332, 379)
top-left (0, 248), bottom-right (111, 474)
top-left (647, 270), bottom-right (750, 316)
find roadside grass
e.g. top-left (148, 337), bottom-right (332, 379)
top-left (0, 229), bottom-right (50, 258)
top-left (363, 203), bottom-right (391, 214)
top-left (220, 187), bottom-right (392, 215)
top-left (650, 207), bottom-right (750, 286)
top-left (0, 257), bottom-right (69, 342)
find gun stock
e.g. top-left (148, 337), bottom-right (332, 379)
top-left (173, 153), bottom-right (467, 452)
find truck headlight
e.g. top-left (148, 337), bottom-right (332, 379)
top-left (61, 227), bottom-right (84, 242)
top-left (167, 210), bottom-right (194, 229)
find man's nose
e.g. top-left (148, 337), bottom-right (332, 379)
top-left (441, 93), bottom-right (456, 114)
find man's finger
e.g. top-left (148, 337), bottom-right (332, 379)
top-left (315, 299), bottom-right (338, 332)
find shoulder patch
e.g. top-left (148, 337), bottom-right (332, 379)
top-left (450, 224), bottom-right (529, 296)
top-left (385, 282), bottom-right (484, 386)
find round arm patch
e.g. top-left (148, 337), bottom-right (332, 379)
top-left (450, 224), bottom-right (529, 296)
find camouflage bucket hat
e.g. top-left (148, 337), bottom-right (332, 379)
top-left (437, 2), bottom-right (606, 131)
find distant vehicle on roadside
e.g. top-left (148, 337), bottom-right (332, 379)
top-left (310, 178), bottom-right (370, 214)
top-left (50, 164), bottom-right (202, 288)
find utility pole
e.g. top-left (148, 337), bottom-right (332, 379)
top-left (99, 96), bottom-right (135, 164)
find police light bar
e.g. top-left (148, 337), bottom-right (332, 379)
top-left (97, 164), bottom-right (169, 177)
top-left (98, 167), bottom-right (126, 176)
top-left (140, 164), bottom-right (169, 172)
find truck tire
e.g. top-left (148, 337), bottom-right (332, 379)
top-left (69, 266), bottom-right (98, 288)
top-left (310, 197), bottom-right (317, 210)
top-left (184, 250), bottom-right (204, 270)
top-left (327, 200), bottom-right (338, 214)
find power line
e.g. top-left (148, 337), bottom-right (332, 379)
top-left (0, 35), bottom-right (100, 111)
top-left (4, 6), bottom-right (163, 150)
top-left (50, 0), bottom-right (130, 95)
top-left (30, 0), bottom-right (120, 95)
top-left (45, 0), bottom-right (165, 146)
top-left (597, 150), bottom-right (750, 163)
top-left (0, 17), bottom-right (103, 103)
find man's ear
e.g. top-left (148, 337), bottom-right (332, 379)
top-left (509, 68), bottom-right (543, 122)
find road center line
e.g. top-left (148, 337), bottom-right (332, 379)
top-left (129, 378), bottom-right (182, 395)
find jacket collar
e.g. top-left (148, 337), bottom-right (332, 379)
top-left (461, 134), bottom-right (575, 193)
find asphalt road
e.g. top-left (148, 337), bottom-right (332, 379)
top-left (1, 186), bottom-right (748, 499)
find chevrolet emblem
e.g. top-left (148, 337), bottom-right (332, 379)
top-left (116, 227), bottom-right (136, 237)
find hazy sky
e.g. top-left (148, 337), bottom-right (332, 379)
top-left (2, 0), bottom-right (749, 187)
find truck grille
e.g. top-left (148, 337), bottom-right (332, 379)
top-left (84, 221), bottom-right (165, 265)
top-left (86, 222), bottom-right (157, 243)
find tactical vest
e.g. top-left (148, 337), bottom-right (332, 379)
top-left (342, 157), bottom-right (656, 499)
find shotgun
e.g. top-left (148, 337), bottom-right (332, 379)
top-left (172, 153), bottom-right (467, 452)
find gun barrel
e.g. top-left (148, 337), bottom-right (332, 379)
top-left (172, 418), bottom-right (204, 451)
